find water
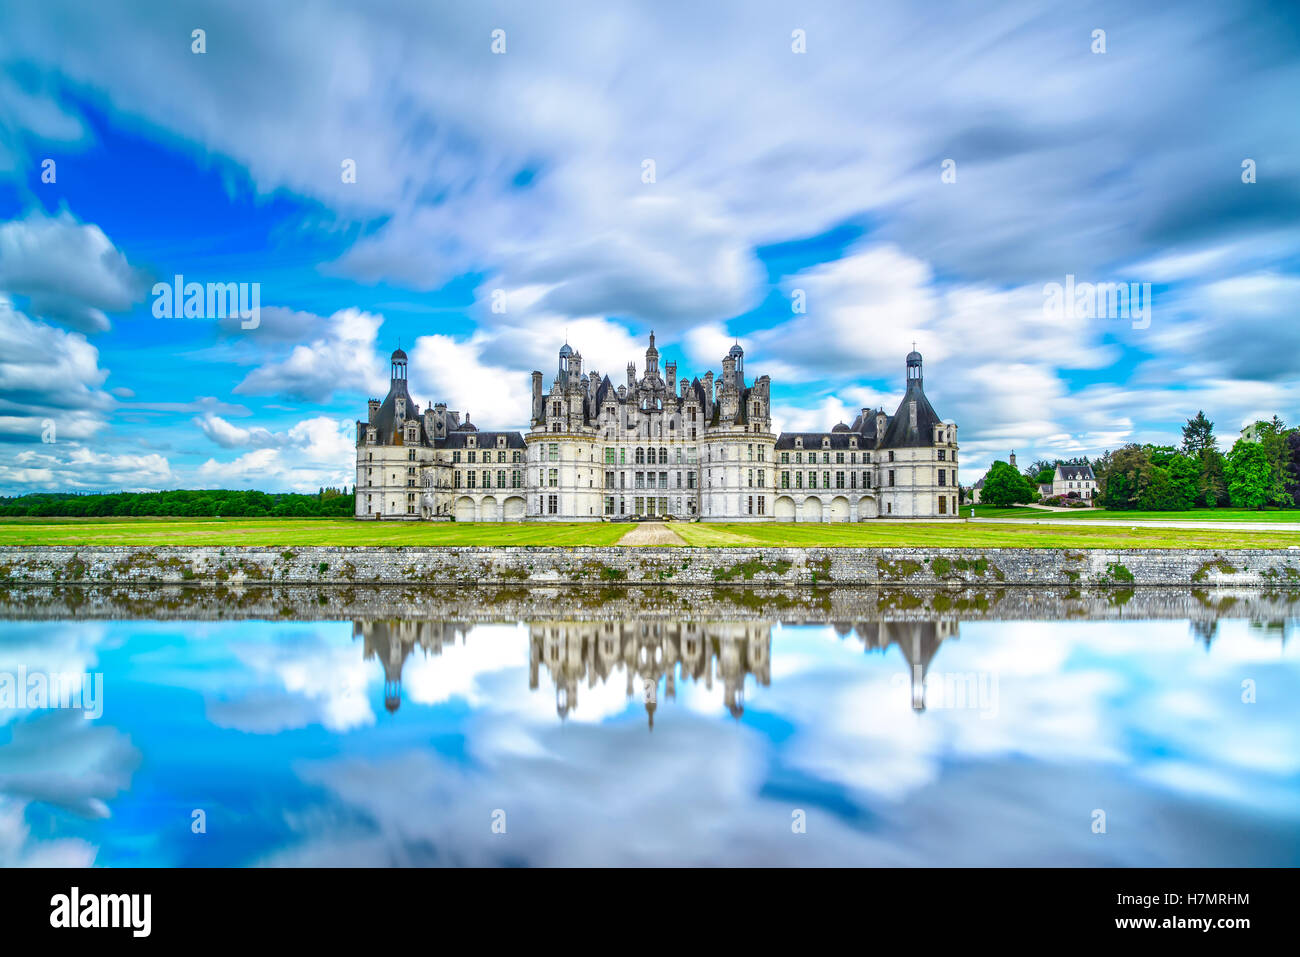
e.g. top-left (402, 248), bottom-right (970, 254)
top-left (1, 586), bottom-right (1298, 867)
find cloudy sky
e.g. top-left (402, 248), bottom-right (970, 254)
top-left (0, 0), bottom-right (1297, 493)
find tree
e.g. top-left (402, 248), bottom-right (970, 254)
top-left (1226, 440), bottom-right (1275, 509)
top-left (1181, 411), bottom-right (1216, 456)
top-left (981, 460), bottom-right (1036, 506)
top-left (1098, 444), bottom-right (1152, 510)
top-left (1197, 448), bottom-right (1228, 507)
top-left (1167, 454), bottom-right (1200, 510)
top-left (1286, 431), bottom-right (1300, 506)
top-left (1138, 466), bottom-right (1185, 511)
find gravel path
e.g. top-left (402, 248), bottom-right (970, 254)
top-left (616, 522), bottom-right (688, 546)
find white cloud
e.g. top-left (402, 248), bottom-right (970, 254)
top-left (196, 415), bottom-right (355, 491)
top-left (0, 210), bottom-right (146, 332)
top-left (233, 307), bottom-right (388, 403)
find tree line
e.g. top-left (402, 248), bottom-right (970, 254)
top-left (0, 488), bottom-right (355, 518)
top-left (974, 412), bottom-right (1300, 510)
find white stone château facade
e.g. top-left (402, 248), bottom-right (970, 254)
top-left (355, 336), bottom-right (960, 521)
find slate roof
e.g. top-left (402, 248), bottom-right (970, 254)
top-left (1057, 464), bottom-right (1095, 481)
top-left (364, 378), bottom-right (524, 449)
top-left (880, 381), bottom-right (944, 448)
top-left (774, 431), bottom-right (867, 451)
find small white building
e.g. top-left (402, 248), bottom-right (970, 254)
top-left (1052, 462), bottom-right (1096, 500)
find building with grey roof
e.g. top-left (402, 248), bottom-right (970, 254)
top-left (355, 336), bottom-right (960, 521)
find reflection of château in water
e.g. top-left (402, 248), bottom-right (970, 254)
top-left (529, 622), bottom-right (771, 727)
top-left (353, 616), bottom-right (962, 721)
top-left (835, 620), bottom-right (961, 712)
top-left (353, 619), bottom-right (471, 713)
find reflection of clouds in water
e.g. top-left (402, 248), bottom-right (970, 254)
top-left (267, 713), bottom-right (1300, 867)
top-left (0, 711), bottom-right (139, 820)
top-left (0, 796), bottom-right (96, 867)
top-left (766, 620), bottom-right (1300, 816)
top-left (207, 628), bottom-right (375, 733)
top-left (0, 622), bottom-right (114, 726)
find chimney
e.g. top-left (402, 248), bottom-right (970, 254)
top-left (704, 371), bottom-right (714, 406)
top-left (368, 399), bottom-right (380, 424)
top-left (665, 360), bottom-right (676, 386)
top-left (531, 371), bottom-right (543, 426)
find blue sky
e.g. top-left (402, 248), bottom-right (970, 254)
top-left (1, 0), bottom-right (1298, 493)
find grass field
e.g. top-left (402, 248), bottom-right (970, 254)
top-left (967, 505), bottom-right (1300, 523)
top-left (0, 518), bottom-right (628, 547)
top-left (1, 516), bottom-right (1298, 549)
top-left (672, 523), bottom-right (1300, 549)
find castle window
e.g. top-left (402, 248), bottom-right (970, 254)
top-left (453, 451), bottom-right (461, 463)
top-left (408, 449), bottom-right (416, 461)
top-left (548, 444), bottom-right (559, 462)
top-left (938, 450), bottom-right (946, 461)
top-left (468, 451), bottom-right (476, 464)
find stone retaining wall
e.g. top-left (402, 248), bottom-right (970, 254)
top-left (1, 583), bottom-right (1294, 623)
top-left (2, 545), bottom-right (1299, 588)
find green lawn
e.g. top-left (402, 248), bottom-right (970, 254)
top-left (673, 522), bottom-right (1300, 550)
top-left (0, 518), bottom-right (628, 547)
top-left (968, 505), bottom-right (1300, 523)
top-left (1, 516), bottom-right (1298, 549)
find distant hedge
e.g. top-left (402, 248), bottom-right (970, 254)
top-left (0, 489), bottom-right (354, 518)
